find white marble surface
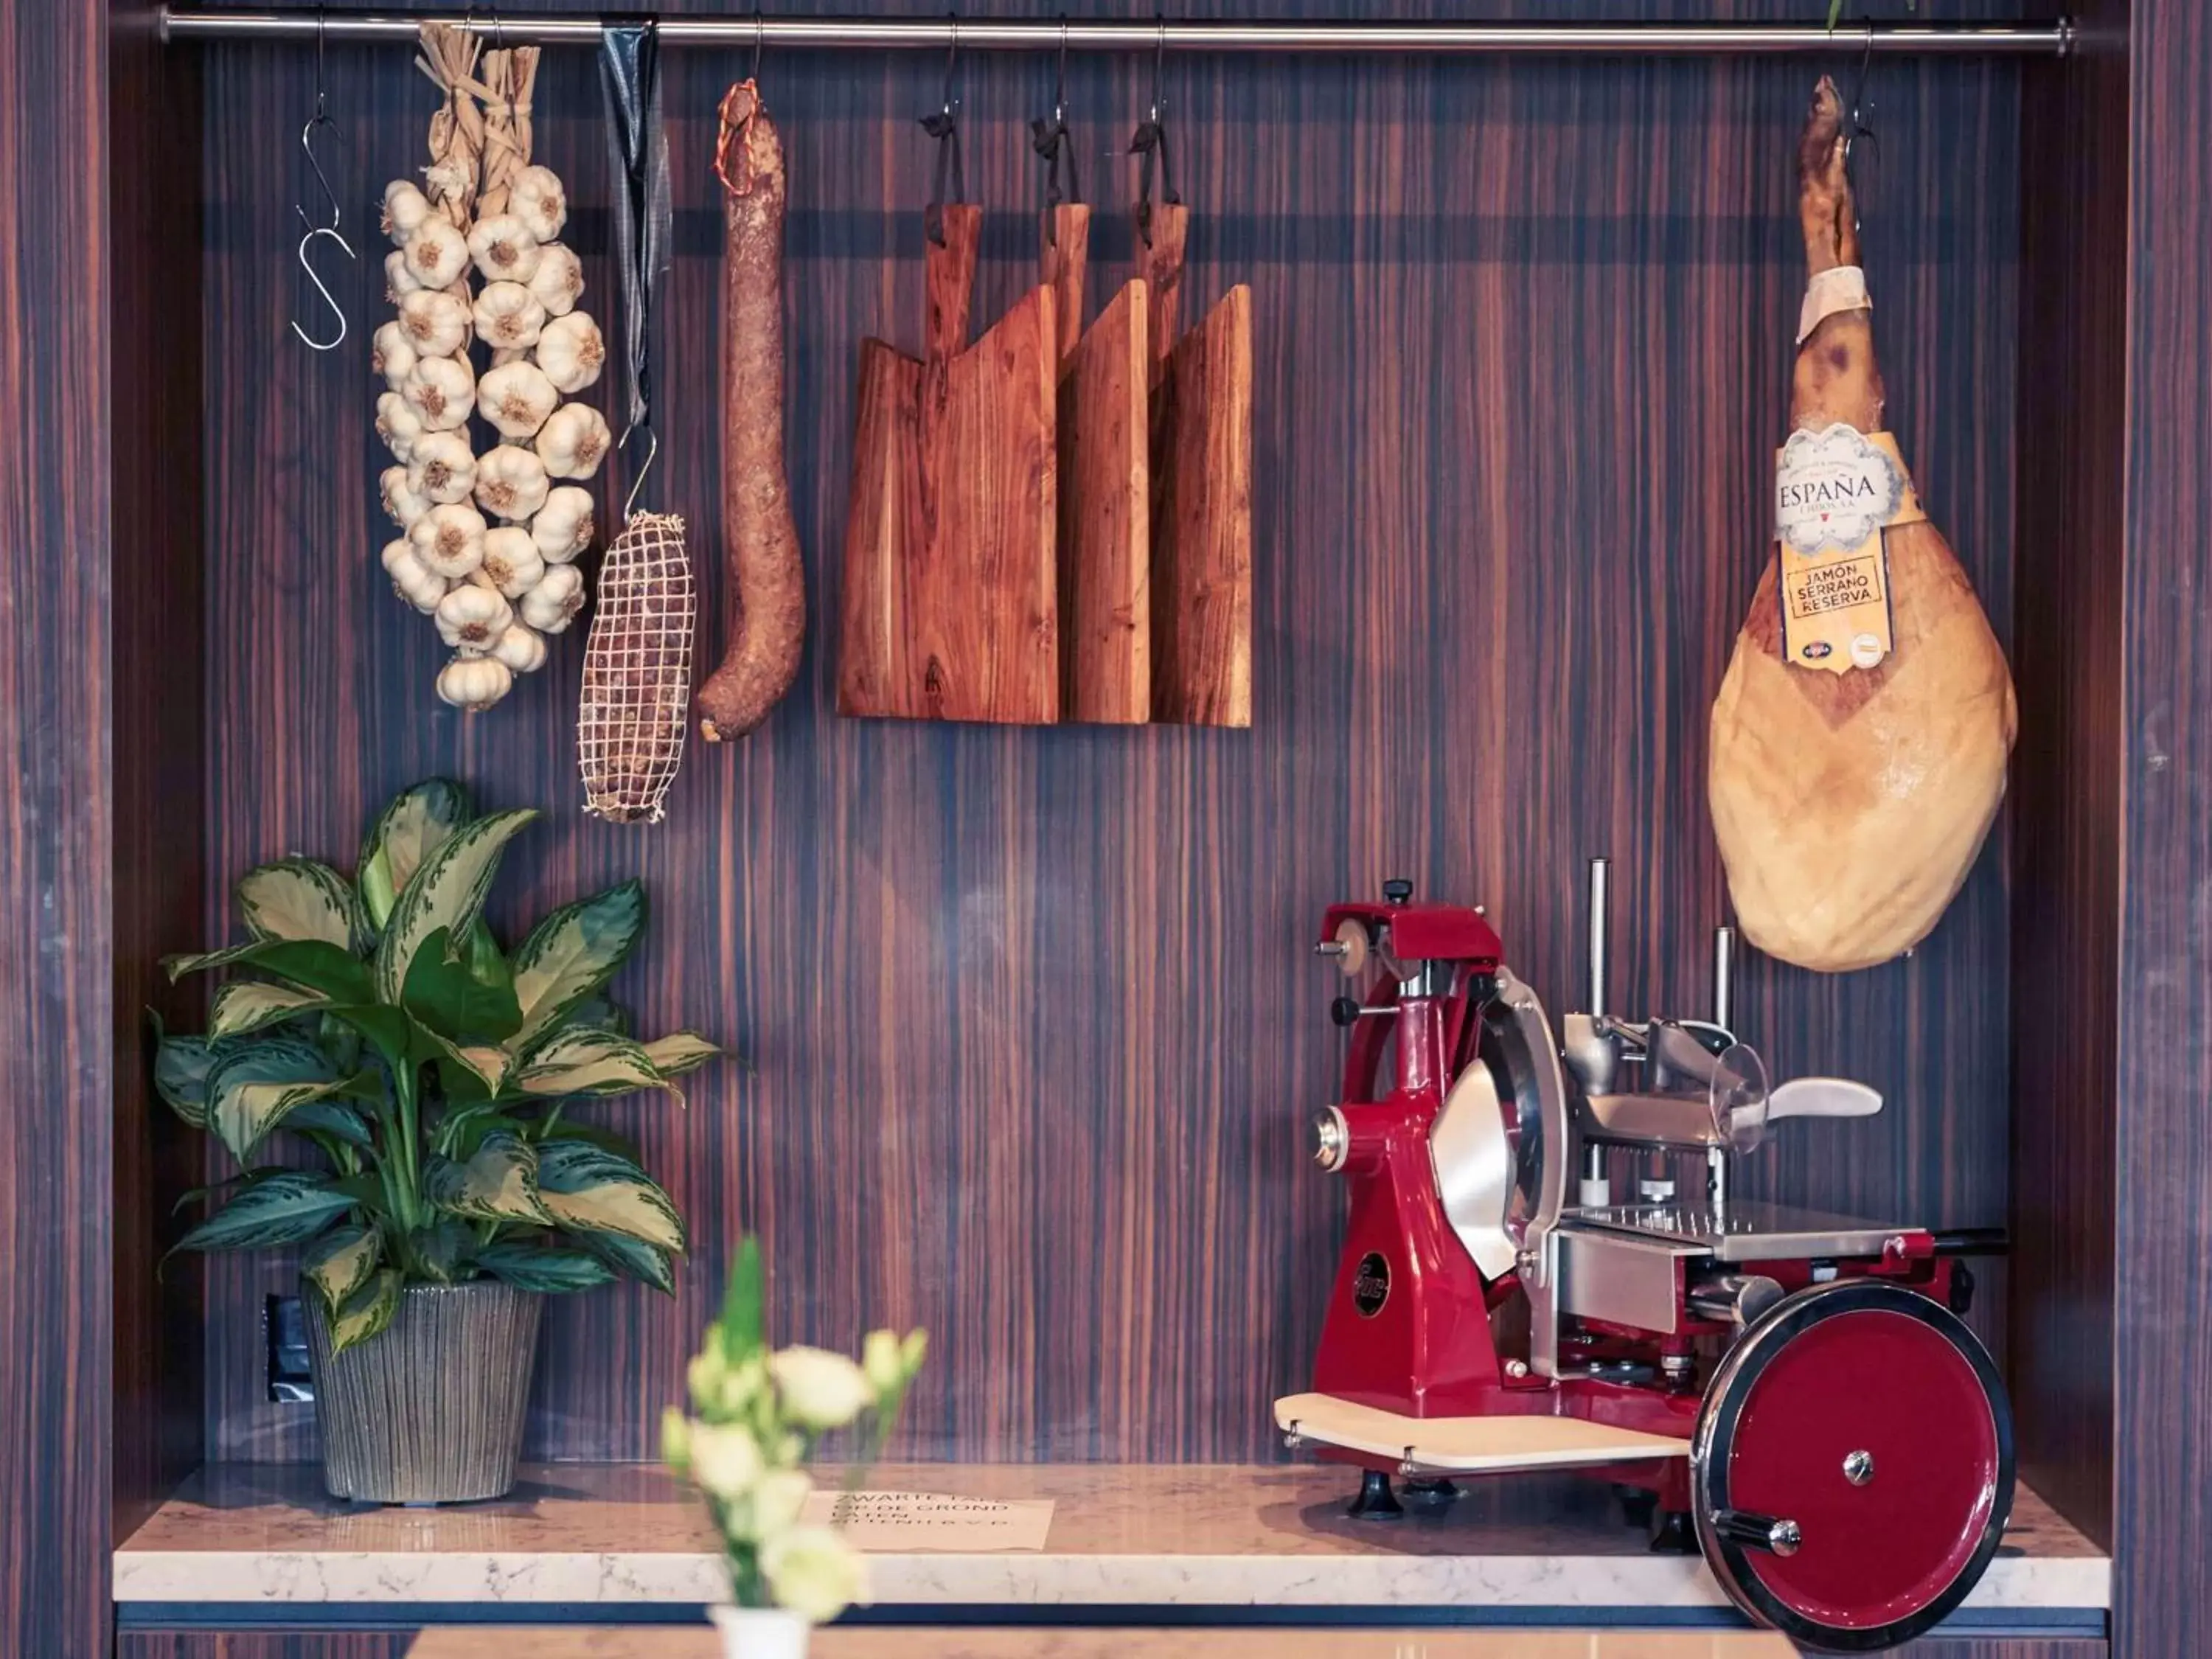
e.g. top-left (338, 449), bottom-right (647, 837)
top-left (112, 1461), bottom-right (2110, 1611)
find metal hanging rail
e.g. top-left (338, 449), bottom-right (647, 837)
top-left (161, 10), bottom-right (2073, 56)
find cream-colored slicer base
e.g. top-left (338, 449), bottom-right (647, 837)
top-left (1273, 1393), bottom-right (1688, 1473)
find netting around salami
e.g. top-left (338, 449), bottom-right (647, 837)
top-left (580, 511), bottom-right (695, 824)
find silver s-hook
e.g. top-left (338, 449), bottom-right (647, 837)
top-left (291, 7), bottom-right (355, 349)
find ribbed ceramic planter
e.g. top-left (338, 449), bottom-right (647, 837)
top-left (305, 1279), bottom-right (543, 1503)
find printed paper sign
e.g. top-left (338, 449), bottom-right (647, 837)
top-left (1773, 422), bottom-right (1925, 675)
top-left (800, 1489), bottom-right (1056, 1552)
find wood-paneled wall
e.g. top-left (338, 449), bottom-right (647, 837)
top-left (2008, 0), bottom-right (2126, 1554)
top-left (187, 0), bottom-right (2025, 1466)
top-left (2117, 4), bottom-right (2212, 1655)
top-left (0, 2), bottom-right (117, 1655)
top-left (114, 0), bottom-right (212, 1547)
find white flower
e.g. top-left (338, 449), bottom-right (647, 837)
top-left (718, 1357), bottom-right (769, 1420)
top-left (750, 1470), bottom-right (813, 1538)
top-left (686, 1422), bottom-right (763, 1500)
top-left (861, 1329), bottom-right (907, 1396)
top-left (769, 1346), bottom-right (874, 1431)
top-left (762, 1526), bottom-right (868, 1623)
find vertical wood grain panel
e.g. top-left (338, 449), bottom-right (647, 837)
top-left (2008, 0), bottom-right (2126, 1554)
top-left (0, 4), bottom-right (114, 1655)
top-left (113, 0), bottom-right (211, 1545)
top-left (186, 1), bottom-right (2020, 1465)
top-left (2118, 4), bottom-right (2212, 1655)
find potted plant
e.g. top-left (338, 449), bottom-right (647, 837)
top-left (157, 777), bottom-right (720, 1503)
top-left (663, 1239), bottom-right (925, 1659)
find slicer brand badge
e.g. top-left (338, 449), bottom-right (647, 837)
top-left (1353, 1251), bottom-right (1390, 1317)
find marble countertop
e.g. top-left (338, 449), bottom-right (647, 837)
top-left (114, 1461), bottom-right (2109, 1612)
top-left (407, 1629), bottom-right (1803, 1658)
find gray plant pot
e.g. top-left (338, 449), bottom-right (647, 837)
top-left (305, 1279), bottom-right (543, 1503)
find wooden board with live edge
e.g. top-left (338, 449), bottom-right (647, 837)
top-left (837, 205), bottom-right (1060, 724)
top-left (1046, 201), bottom-right (1152, 724)
top-left (1140, 202), bottom-right (1253, 728)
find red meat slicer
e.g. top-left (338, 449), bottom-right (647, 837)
top-left (1273, 862), bottom-right (2014, 1655)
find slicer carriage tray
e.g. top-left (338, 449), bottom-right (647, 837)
top-left (1562, 1199), bottom-right (1908, 1262)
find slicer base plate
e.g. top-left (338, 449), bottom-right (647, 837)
top-left (1274, 1393), bottom-right (1688, 1473)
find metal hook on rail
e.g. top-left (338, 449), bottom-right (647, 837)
top-left (1842, 21), bottom-right (1878, 234)
top-left (1031, 14), bottom-right (1080, 241)
top-left (1130, 10), bottom-right (1180, 247)
top-left (291, 6), bottom-right (355, 349)
top-left (749, 6), bottom-right (765, 84)
top-left (918, 8), bottom-right (964, 246)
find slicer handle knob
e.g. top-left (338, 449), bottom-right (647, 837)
top-left (1382, 878), bottom-right (1413, 905)
top-left (1712, 1509), bottom-right (1802, 1557)
top-left (1767, 1077), bottom-right (1883, 1121)
top-left (1330, 996), bottom-right (1361, 1028)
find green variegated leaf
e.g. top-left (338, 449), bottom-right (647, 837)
top-left (163, 939), bottom-right (372, 1004)
top-left (638, 1032), bottom-right (720, 1078)
top-left (515, 1029), bottom-right (670, 1100)
top-left (204, 1039), bottom-right (361, 1164)
top-left (173, 1171), bottom-right (354, 1253)
top-left (358, 779), bottom-right (474, 932)
top-left (301, 1224), bottom-right (382, 1316)
top-left (403, 925), bottom-right (524, 1044)
top-left (424, 1131), bottom-right (552, 1224)
top-left (209, 979), bottom-right (330, 1039)
top-left (535, 1141), bottom-right (686, 1252)
top-left (153, 1031), bottom-right (219, 1128)
top-left (237, 858), bottom-right (362, 950)
top-left (580, 1230), bottom-right (676, 1294)
top-left (416, 1022), bottom-right (509, 1096)
top-left (507, 882), bottom-right (647, 1047)
top-left (328, 1268), bottom-right (402, 1354)
top-left (373, 809), bottom-right (538, 1006)
top-left (285, 1099), bottom-right (375, 1150)
top-left (473, 1243), bottom-right (616, 1293)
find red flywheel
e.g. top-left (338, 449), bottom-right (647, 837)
top-left (1691, 1279), bottom-right (2014, 1654)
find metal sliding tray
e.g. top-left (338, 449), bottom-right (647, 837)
top-left (1563, 1200), bottom-right (1909, 1261)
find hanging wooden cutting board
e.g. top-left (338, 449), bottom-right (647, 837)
top-left (837, 206), bottom-right (1060, 723)
top-left (1141, 203), bottom-right (1253, 728)
top-left (1045, 203), bottom-right (1152, 724)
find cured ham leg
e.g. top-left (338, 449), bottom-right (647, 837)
top-left (1708, 79), bottom-right (2016, 973)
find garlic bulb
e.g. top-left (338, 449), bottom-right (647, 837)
top-left (397, 289), bottom-right (470, 358)
top-left (467, 214), bottom-right (542, 285)
top-left (526, 243), bottom-right (583, 318)
top-left (531, 485), bottom-right (595, 563)
top-left (491, 621), bottom-right (549, 675)
top-left (380, 464), bottom-right (434, 529)
top-left (509, 166), bottom-right (568, 243)
top-left (407, 430), bottom-right (478, 505)
top-left (371, 321), bottom-right (417, 390)
top-left (474, 448), bottom-right (552, 524)
top-left (437, 653), bottom-right (513, 712)
top-left (381, 538), bottom-right (448, 613)
top-left (403, 220), bottom-right (470, 291)
top-left (477, 360), bottom-right (559, 441)
top-left (481, 526), bottom-right (548, 597)
top-left (473, 281), bottom-right (546, 353)
top-left (436, 582), bottom-right (515, 655)
top-left (383, 180), bottom-right (433, 244)
top-left (520, 563), bottom-right (586, 633)
top-left (383, 249), bottom-right (422, 303)
top-left (401, 354), bottom-right (475, 431)
top-left (535, 403), bottom-right (611, 479)
top-left (409, 502), bottom-right (488, 580)
top-left (534, 311), bottom-right (605, 394)
top-left (373, 392), bottom-right (421, 462)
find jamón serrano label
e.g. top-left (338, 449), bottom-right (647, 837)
top-left (1773, 423), bottom-right (1925, 675)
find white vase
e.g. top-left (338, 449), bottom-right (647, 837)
top-left (710, 1604), bottom-right (810, 1659)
